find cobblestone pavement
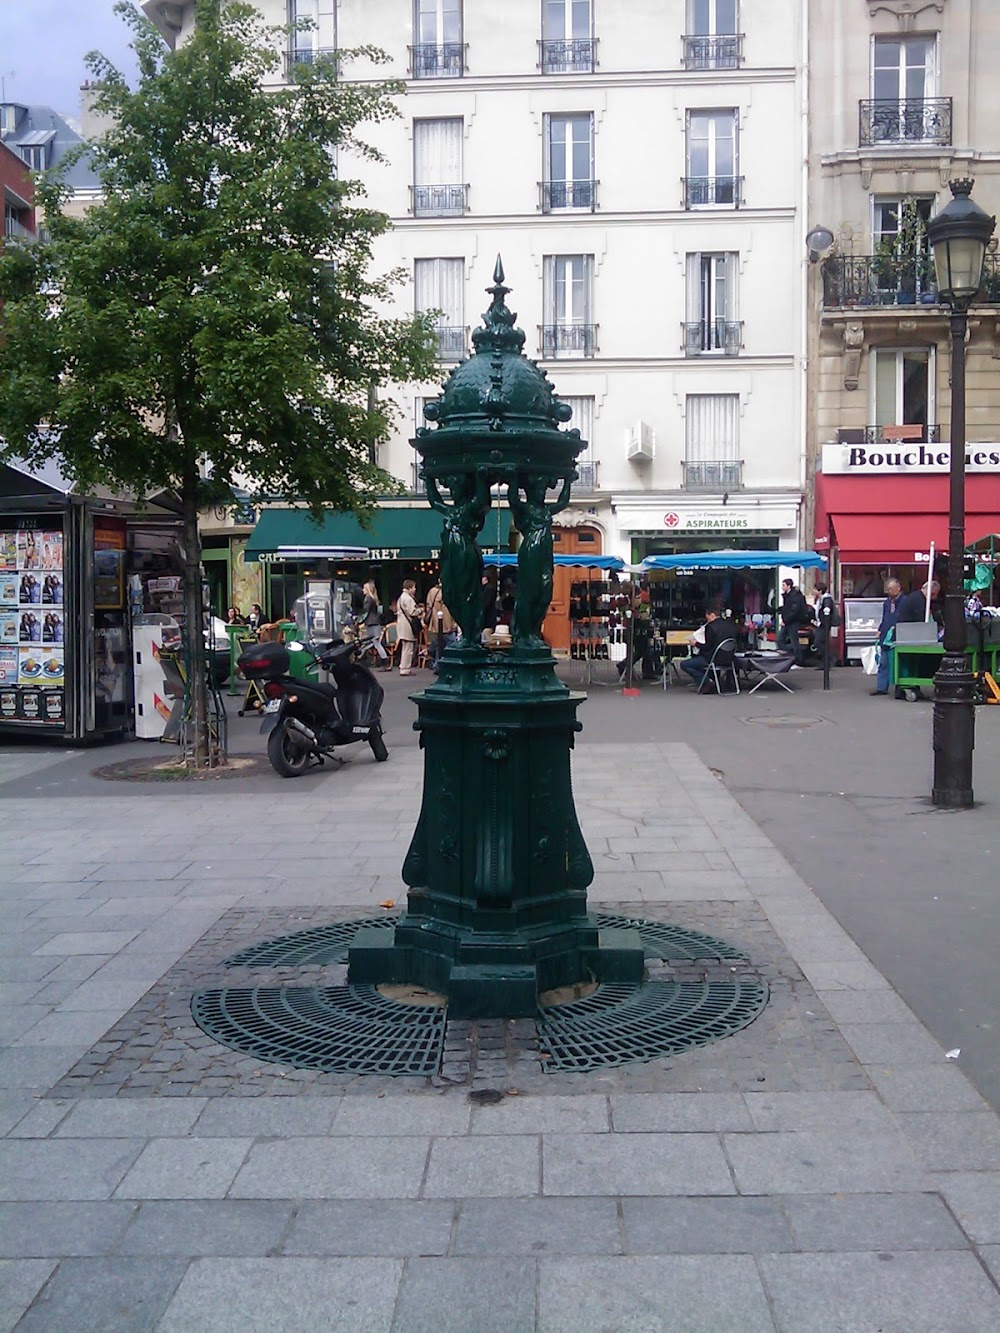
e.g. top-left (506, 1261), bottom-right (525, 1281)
top-left (2, 739), bottom-right (1000, 1330)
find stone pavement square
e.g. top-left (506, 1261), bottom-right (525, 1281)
top-left (3, 738), bottom-right (1000, 1329)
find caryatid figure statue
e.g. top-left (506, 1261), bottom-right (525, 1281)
top-left (426, 470), bottom-right (492, 646)
top-left (507, 471), bottom-right (573, 647)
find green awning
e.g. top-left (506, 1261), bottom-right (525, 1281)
top-left (245, 504), bottom-right (512, 562)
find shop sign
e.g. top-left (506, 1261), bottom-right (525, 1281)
top-left (823, 442), bottom-right (1000, 475)
top-left (662, 511), bottom-right (750, 531)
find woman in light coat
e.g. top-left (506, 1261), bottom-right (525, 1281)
top-left (396, 579), bottom-right (419, 675)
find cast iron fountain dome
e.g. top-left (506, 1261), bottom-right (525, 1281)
top-left (191, 260), bottom-right (769, 1069)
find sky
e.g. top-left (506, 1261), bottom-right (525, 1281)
top-left (0, 0), bottom-right (141, 119)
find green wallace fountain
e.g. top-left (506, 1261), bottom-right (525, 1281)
top-left (348, 260), bottom-right (646, 1016)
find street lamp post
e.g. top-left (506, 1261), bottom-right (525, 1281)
top-left (926, 179), bottom-right (996, 808)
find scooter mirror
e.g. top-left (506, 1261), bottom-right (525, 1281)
top-left (287, 641), bottom-right (305, 652)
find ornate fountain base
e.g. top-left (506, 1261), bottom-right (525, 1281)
top-left (347, 646), bottom-right (645, 1017)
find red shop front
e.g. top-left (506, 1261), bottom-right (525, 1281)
top-left (815, 463), bottom-right (1000, 600)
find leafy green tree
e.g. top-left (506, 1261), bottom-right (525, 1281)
top-left (0, 0), bottom-right (436, 760)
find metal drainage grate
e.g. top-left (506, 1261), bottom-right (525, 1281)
top-left (191, 983), bottom-right (445, 1075)
top-left (536, 976), bottom-right (768, 1073)
top-left (224, 917), bottom-right (395, 968)
top-left (595, 913), bottom-right (747, 962)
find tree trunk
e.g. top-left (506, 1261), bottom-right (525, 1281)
top-left (181, 460), bottom-right (210, 766)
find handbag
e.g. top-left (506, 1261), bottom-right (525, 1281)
top-left (409, 615), bottom-right (423, 638)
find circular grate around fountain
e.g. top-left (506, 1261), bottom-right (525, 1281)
top-left (193, 915), bottom-right (767, 1077)
top-left (190, 983), bottom-right (445, 1076)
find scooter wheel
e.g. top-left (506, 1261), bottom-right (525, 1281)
top-left (267, 721), bottom-right (311, 778)
top-left (369, 730), bottom-right (389, 763)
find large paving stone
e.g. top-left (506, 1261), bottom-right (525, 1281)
top-left (454, 1197), bottom-right (622, 1255)
top-left (0, 1259), bottom-right (57, 1332)
top-left (55, 1098), bottom-right (205, 1138)
top-left (158, 1257), bottom-right (401, 1332)
top-left (423, 1135), bottom-right (540, 1198)
top-left (537, 1255), bottom-right (775, 1332)
top-left (933, 1172), bottom-right (1000, 1244)
top-left (781, 1191), bottom-right (969, 1251)
top-left (621, 1196), bottom-right (794, 1254)
top-left (469, 1093), bottom-right (609, 1135)
top-left (118, 1200), bottom-right (294, 1256)
top-left (114, 1138), bottom-right (253, 1200)
top-left (544, 1132), bottom-right (735, 1197)
top-left (391, 1257), bottom-right (536, 1333)
top-left (331, 1095), bottom-right (470, 1137)
top-left (12, 1256), bottom-right (187, 1332)
top-left (192, 1098), bottom-right (340, 1137)
top-left (1, 1139), bottom-right (143, 1201)
top-left (0, 1202), bottom-right (136, 1257)
top-left (610, 1093), bottom-right (752, 1133)
top-left (230, 1137), bottom-right (430, 1200)
top-left (724, 1129), bottom-right (926, 1194)
top-left (283, 1200), bottom-right (454, 1257)
top-left (759, 1251), bottom-right (1000, 1331)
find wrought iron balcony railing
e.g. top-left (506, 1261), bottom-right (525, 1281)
top-left (682, 460), bottom-right (743, 490)
top-left (683, 319), bottom-right (743, 357)
top-left (681, 33), bottom-right (743, 69)
top-left (821, 253), bottom-right (939, 307)
top-left (538, 324), bottom-right (599, 357)
top-left (540, 179), bottom-right (598, 212)
top-left (538, 38), bottom-right (598, 73)
top-left (858, 98), bottom-right (952, 147)
top-left (284, 47), bottom-right (339, 75)
top-left (411, 183), bottom-right (468, 217)
top-left (683, 175), bottom-right (742, 208)
top-left (837, 425), bottom-right (941, 445)
top-left (409, 43), bottom-right (466, 78)
top-left (575, 460), bottom-right (600, 490)
top-left (432, 326), bottom-right (468, 361)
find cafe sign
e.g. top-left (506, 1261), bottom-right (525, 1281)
top-left (823, 442), bottom-right (1000, 475)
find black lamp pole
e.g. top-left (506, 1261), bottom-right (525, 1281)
top-left (926, 180), bottom-right (996, 808)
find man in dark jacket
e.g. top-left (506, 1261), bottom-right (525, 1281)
top-left (872, 578), bottom-right (903, 696)
top-left (894, 580), bottom-right (940, 700)
top-left (680, 610), bottom-right (736, 689)
top-left (779, 579), bottom-right (812, 663)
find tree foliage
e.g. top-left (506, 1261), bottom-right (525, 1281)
top-left (0, 0), bottom-right (436, 515)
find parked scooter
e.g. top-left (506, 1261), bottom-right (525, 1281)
top-left (236, 637), bottom-right (388, 777)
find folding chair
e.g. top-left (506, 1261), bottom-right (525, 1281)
top-left (743, 651), bottom-right (797, 695)
top-left (696, 637), bottom-right (740, 695)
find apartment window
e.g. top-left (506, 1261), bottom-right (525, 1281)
top-left (414, 258), bottom-right (466, 361)
top-left (19, 144), bottom-right (46, 171)
top-left (542, 114), bottom-right (596, 211)
top-left (861, 36), bottom-right (950, 144)
top-left (286, 0), bottom-right (337, 69)
top-left (412, 118), bottom-right (467, 216)
top-left (684, 252), bottom-right (741, 355)
top-left (684, 110), bottom-right (739, 208)
top-left (541, 255), bottom-right (597, 357)
top-left (872, 348), bottom-right (935, 440)
top-left (873, 197), bottom-right (935, 299)
top-left (683, 0), bottom-right (741, 70)
top-left (560, 395), bottom-right (598, 487)
top-left (684, 394), bottom-right (742, 489)
top-left (540, 0), bottom-right (596, 73)
top-left (412, 0), bottom-right (464, 78)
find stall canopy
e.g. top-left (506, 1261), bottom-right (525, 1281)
top-left (642, 549), bottom-right (827, 571)
top-left (246, 505), bottom-right (512, 562)
top-left (483, 553), bottom-right (625, 570)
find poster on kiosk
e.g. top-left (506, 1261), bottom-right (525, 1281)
top-left (0, 517), bottom-right (66, 728)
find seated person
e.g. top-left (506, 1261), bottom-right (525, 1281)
top-left (680, 609), bottom-right (734, 688)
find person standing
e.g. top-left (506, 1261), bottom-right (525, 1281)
top-left (423, 577), bottom-right (457, 672)
top-left (396, 579), bottom-right (419, 676)
top-left (778, 578), bottom-right (812, 663)
top-left (894, 580), bottom-right (940, 701)
top-left (812, 582), bottom-right (838, 666)
top-left (872, 578), bottom-right (903, 697)
top-left (361, 579), bottom-right (389, 665)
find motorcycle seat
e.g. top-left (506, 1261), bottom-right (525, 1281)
top-left (312, 682), bottom-right (339, 702)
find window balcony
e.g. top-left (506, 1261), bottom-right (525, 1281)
top-left (409, 43), bottom-right (466, 78)
top-left (3, 215), bottom-right (34, 240)
top-left (683, 175), bottom-right (742, 209)
top-left (538, 324), bottom-right (599, 357)
top-left (682, 459), bottom-right (743, 490)
top-left (681, 33), bottom-right (743, 69)
top-left (411, 183), bottom-right (468, 217)
top-left (683, 319), bottom-right (743, 357)
top-left (284, 47), bottom-right (339, 76)
top-left (575, 460), bottom-right (600, 491)
top-left (821, 254), bottom-right (939, 308)
top-left (858, 98), bottom-right (952, 147)
top-left (432, 326), bottom-right (468, 361)
top-left (540, 179), bottom-right (598, 212)
top-left (538, 38), bottom-right (597, 73)
top-left (837, 425), bottom-right (941, 445)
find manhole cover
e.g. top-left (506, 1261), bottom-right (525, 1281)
top-left (536, 976), bottom-right (768, 1072)
top-left (743, 715), bottom-right (826, 729)
top-left (190, 984), bottom-right (445, 1075)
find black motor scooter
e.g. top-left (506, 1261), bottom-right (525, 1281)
top-left (236, 637), bottom-right (388, 777)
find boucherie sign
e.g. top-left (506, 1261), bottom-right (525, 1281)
top-left (822, 442), bottom-right (1000, 474)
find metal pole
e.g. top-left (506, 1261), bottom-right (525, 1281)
top-left (932, 310), bottom-right (976, 807)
